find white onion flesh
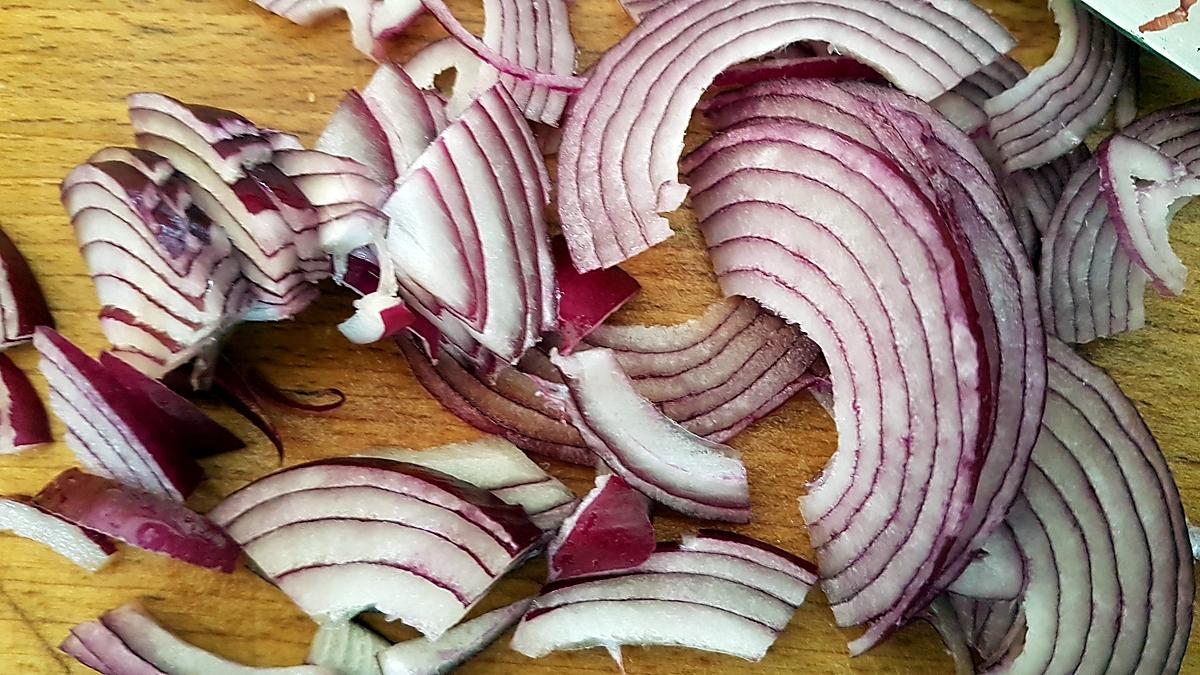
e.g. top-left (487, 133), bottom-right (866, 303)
top-left (0, 495), bottom-right (115, 572)
top-left (376, 598), bottom-right (532, 675)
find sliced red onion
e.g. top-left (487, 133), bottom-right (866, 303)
top-left (582, 297), bottom-right (820, 441)
top-left (1039, 100), bottom-right (1200, 343)
top-left (548, 474), bottom-right (653, 581)
top-left (308, 621), bottom-right (389, 675)
top-left (0, 354), bottom-right (50, 454)
top-left (98, 352), bottom-right (244, 458)
top-left (397, 337), bottom-right (591, 466)
top-left (64, 602), bottom-right (329, 674)
top-left (931, 55), bottom-right (1026, 133)
top-left (712, 55), bottom-right (884, 88)
top-left (36, 469), bottom-right (240, 572)
top-left (359, 437), bottom-right (577, 530)
top-left (0, 495), bottom-right (115, 572)
top-left (984, 0), bottom-right (1132, 171)
top-left (679, 530), bottom-right (816, 587)
top-left (316, 92), bottom-right (397, 183)
top-left (35, 327), bottom-right (204, 500)
top-left (1005, 145), bottom-right (1092, 259)
top-left (376, 598), bottom-right (531, 675)
top-left (684, 115), bottom-right (992, 640)
top-left (550, 236), bottom-right (640, 354)
top-left (0, 223), bottom-right (53, 349)
top-left (551, 348), bottom-right (751, 523)
top-left (557, 0), bottom-right (1014, 271)
top-left (384, 83), bottom-right (555, 363)
top-left (622, 543), bottom-right (815, 608)
top-left (1098, 134), bottom-right (1200, 296)
top-left (249, 0), bottom-right (421, 61)
top-left (61, 150), bottom-right (249, 377)
top-left (512, 534), bottom-right (814, 662)
top-left (208, 457), bottom-right (541, 635)
top-left (128, 93), bottom-right (329, 320)
top-left (932, 340), bottom-right (1194, 673)
top-left (618, 0), bottom-right (667, 23)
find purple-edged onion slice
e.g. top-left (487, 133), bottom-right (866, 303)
top-left (384, 83), bottom-right (555, 363)
top-left (684, 115), bottom-right (990, 640)
top-left (35, 469), bottom-right (240, 572)
top-left (551, 236), bottom-right (640, 354)
top-left (208, 457), bottom-right (541, 636)
top-left (35, 327), bottom-right (204, 500)
top-left (61, 150), bottom-right (249, 377)
top-left (551, 348), bottom-right (751, 523)
top-left (0, 495), bottom-right (115, 572)
top-left (557, 0), bottom-right (1014, 271)
top-left (0, 354), bottom-right (50, 454)
top-left (0, 223), bottom-right (53, 349)
top-left (547, 474), bottom-right (653, 581)
top-left (582, 297), bottom-right (819, 441)
top-left (984, 0), bottom-right (1132, 171)
top-left (63, 602), bottom-right (329, 674)
top-left (308, 621), bottom-right (389, 675)
top-left (360, 437), bottom-right (577, 531)
top-left (377, 598), bottom-right (532, 675)
top-left (1097, 134), bottom-right (1200, 296)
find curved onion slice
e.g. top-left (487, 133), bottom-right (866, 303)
top-left (679, 530), bottom-right (817, 587)
top-left (582, 297), bottom-right (820, 441)
top-left (62, 151), bottom-right (249, 377)
top-left (932, 55), bottom-right (1026, 133)
top-left (249, 0), bottom-right (421, 61)
top-left (618, 0), bottom-right (667, 23)
top-left (0, 495), bottom-right (115, 572)
top-left (36, 469), bottom-right (240, 572)
top-left (209, 457), bottom-right (541, 635)
top-left (128, 93), bottom-right (328, 320)
top-left (512, 534), bottom-right (814, 663)
top-left (551, 348), bottom-right (751, 523)
top-left (63, 603), bottom-right (329, 674)
top-left (377, 598), bottom-right (531, 675)
top-left (0, 354), bottom-right (50, 454)
top-left (359, 437), bottom-right (577, 530)
top-left (712, 55), bottom-right (884, 88)
top-left (684, 116), bottom-right (990, 640)
top-left (548, 474), bottom-right (653, 581)
top-left (1039, 100), bottom-right (1200, 343)
top-left (551, 236), bottom-right (641, 354)
top-left (384, 83), bottom-right (555, 363)
top-left (99, 352), bottom-right (244, 458)
top-left (0, 223), bottom-right (53, 349)
top-left (557, 0), bottom-right (1014, 271)
top-left (1098, 134), bottom-right (1200, 296)
top-left (937, 341), bottom-right (1194, 673)
top-left (308, 621), bottom-right (389, 675)
top-left (35, 327), bottom-right (205, 500)
top-left (984, 0), bottom-right (1132, 171)
top-left (397, 337), bottom-right (591, 466)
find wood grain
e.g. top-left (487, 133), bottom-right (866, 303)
top-left (1, 0), bottom-right (1198, 672)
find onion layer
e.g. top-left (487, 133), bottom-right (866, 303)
top-left (0, 495), bottom-right (116, 572)
top-left (557, 0), bottom-right (1014, 271)
top-left (0, 223), bottom-right (53, 349)
top-left (249, 0), bottom-right (422, 61)
top-left (308, 621), bottom-right (389, 675)
top-left (548, 474), bottom-right (654, 580)
top-left (0, 354), bottom-right (51, 454)
top-left (376, 598), bottom-right (532, 675)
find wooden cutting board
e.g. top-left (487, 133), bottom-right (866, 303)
top-left (1, 0), bottom-right (1198, 672)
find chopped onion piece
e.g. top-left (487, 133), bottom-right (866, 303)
top-left (557, 0), bottom-right (1014, 270)
top-left (0, 354), bottom-right (50, 454)
top-left (36, 469), bottom-right (240, 572)
top-left (64, 602), bottom-right (329, 674)
top-left (548, 474), bottom-right (653, 581)
top-left (249, 0), bottom-right (421, 61)
top-left (377, 598), bottom-right (531, 675)
top-left (35, 327), bottom-right (204, 500)
top-left (308, 621), bottom-right (389, 675)
top-left (0, 223), bottom-right (53, 349)
top-left (551, 236), bottom-right (640, 354)
top-left (551, 348), bottom-right (751, 523)
top-left (0, 495), bottom-right (115, 572)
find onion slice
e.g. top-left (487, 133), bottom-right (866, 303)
top-left (684, 115), bottom-right (990, 639)
top-left (551, 348), bottom-right (751, 523)
top-left (552, 236), bottom-right (641, 354)
top-left (377, 598), bottom-right (532, 675)
top-left (35, 327), bottom-right (205, 500)
top-left (557, 0), bottom-right (1014, 271)
top-left (359, 437), bottom-right (577, 531)
top-left (208, 457), bottom-right (542, 636)
top-left (61, 149), bottom-right (249, 377)
top-left (308, 621), bottom-right (389, 675)
top-left (712, 55), bottom-right (885, 88)
top-left (547, 474), bottom-right (653, 581)
top-left (0, 223), bottom-right (53, 349)
top-left (248, 0), bottom-right (422, 61)
top-left (35, 469), bottom-right (241, 572)
top-left (0, 354), bottom-right (51, 454)
top-left (0, 495), bottom-right (116, 572)
top-left (63, 602), bottom-right (329, 674)
top-left (983, 0), bottom-right (1132, 171)
top-left (1039, 100), bottom-right (1200, 343)
top-left (1097, 134), bottom-right (1200, 296)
